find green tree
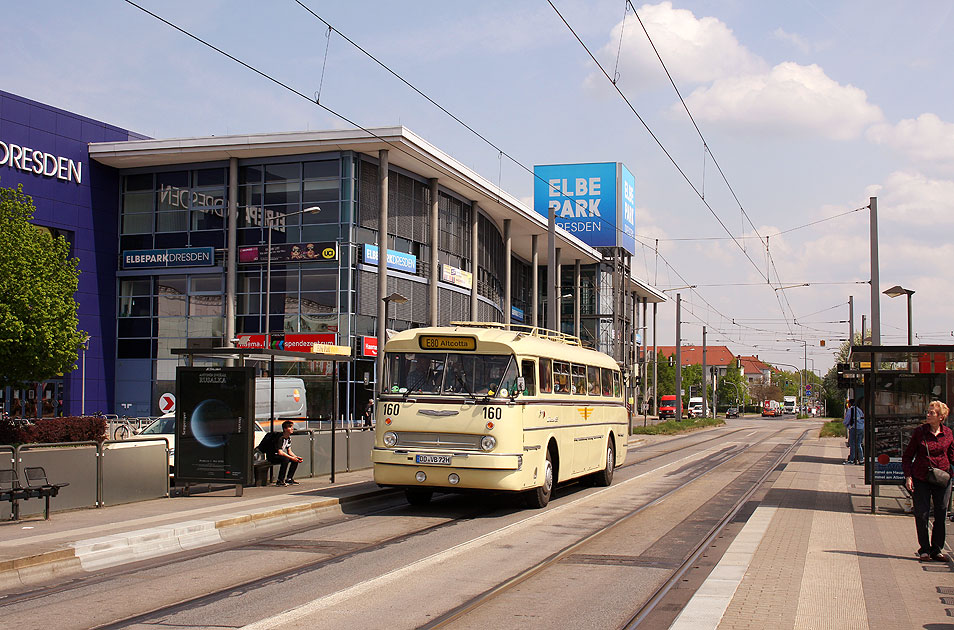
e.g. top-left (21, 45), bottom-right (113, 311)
top-left (0, 184), bottom-right (85, 386)
top-left (822, 332), bottom-right (867, 417)
top-left (655, 351), bottom-right (675, 399)
top-left (717, 362), bottom-right (747, 410)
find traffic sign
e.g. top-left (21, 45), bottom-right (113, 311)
top-left (159, 392), bottom-right (176, 413)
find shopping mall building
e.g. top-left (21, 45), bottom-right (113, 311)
top-left (0, 90), bottom-right (664, 421)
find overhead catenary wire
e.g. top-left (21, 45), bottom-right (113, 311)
top-left (545, 0), bottom-right (768, 283)
top-left (127, 0), bottom-right (840, 363)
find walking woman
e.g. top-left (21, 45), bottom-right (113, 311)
top-left (902, 400), bottom-right (954, 562)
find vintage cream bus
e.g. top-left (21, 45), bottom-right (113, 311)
top-left (372, 322), bottom-right (628, 508)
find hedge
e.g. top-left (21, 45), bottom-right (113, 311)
top-left (0, 416), bottom-right (108, 445)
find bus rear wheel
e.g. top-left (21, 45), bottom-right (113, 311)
top-left (526, 451), bottom-right (553, 509)
top-left (405, 488), bottom-right (433, 506)
top-left (592, 440), bottom-right (615, 487)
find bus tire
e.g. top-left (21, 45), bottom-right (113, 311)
top-left (592, 439), bottom-right (615, 487)
top-left (526, 450), bottom-right (554, 509)
top-left (405, 488), bottom-right (433, 506)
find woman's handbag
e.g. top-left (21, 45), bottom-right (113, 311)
top-left (924, 442), bottom-right (952, 487)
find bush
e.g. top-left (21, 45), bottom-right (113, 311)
top-left (0, 416), bottom-right (107, 445)
top-left (819, 420), bottom-right (846, 438)
top-left (632, 416), bottom-right (725, 435)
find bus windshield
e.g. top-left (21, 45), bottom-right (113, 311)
top-left (385, 352), bottom-right (517, 398)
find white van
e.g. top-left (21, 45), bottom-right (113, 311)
top-left (688, 396), bottom-right (706, 418)
top-left (254, 377), bottom-right (308, 421)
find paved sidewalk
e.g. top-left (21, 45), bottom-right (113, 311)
top-left (675, 435), bottom-right (954, 630)
top-left (0, 468), bottom-right (394, 590)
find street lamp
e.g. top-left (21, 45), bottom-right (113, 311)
top-left (883, 285), bottom-right (915, 345)
top-left (80, 335), bottom-right (90, 416)
top-left (382, 292), bottom-right (409, 329)
top-left (263, 206), bottom-right (322, 334)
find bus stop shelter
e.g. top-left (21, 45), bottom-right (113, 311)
top-left (172, 345), bottom-right (353, 484)
top-left (846, 344), bottom-right (953, 513)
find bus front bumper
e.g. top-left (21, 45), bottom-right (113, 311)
top-left (372, 448), bottom-right (532, 491)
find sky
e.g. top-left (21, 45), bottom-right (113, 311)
top-left (4, 0), bottom-right (953, 375)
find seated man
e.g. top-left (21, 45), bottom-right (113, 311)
top-left (256, 420), bottom-right (303, 486)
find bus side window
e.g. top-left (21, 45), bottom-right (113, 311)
top-left (601, 367), bottom-right (613, 396)
top-left (554, 360), bottom-right (570, 393)
top-left (521, 359), bottom-right (536, 396)
top-left (571, 364), bottom-right (586, 396)
top-left (539, 358), bottom-right (552, 393)
top-left (613, 371), bottom-right (621, 397)
top-left (586, 365), bottom-right (600, 395)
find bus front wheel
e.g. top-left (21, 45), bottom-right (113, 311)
top-left (526, 451), bottom-right (553, 509)
top-left (592, 440), bottom-right (615, 487)
top-left (405, 488), bottom-right (433, 506)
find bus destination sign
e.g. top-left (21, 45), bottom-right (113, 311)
top-left (418, 335), bottom-right (477, 351)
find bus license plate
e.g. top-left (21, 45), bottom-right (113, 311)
top-left (415, 454), bottom-right (451, 465)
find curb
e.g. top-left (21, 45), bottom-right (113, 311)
top-left (0, 486), bottom-right (396, 591)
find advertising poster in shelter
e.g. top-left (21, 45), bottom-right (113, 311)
top-left (175, 367), bottom-right (255, 484)
top-left (870, 372), bottom-right (948, 484)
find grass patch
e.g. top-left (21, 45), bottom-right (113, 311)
top-left (819, 420), bottom-right (846, 438)
top-left (631, 417), bottom-right (726, 435)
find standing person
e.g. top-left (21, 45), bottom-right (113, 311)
top-left (843, 400), bottom-right (864, 464)
top-left (257, 420), bottom-right (303, 486)
top-left (902, 401), bottom-right (953, 562)
top-left (362, 400), bottom-right (374, 428)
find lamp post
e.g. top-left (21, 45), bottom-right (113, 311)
top-left (883, 285), bottom-right (915, 345)
top-left (263, 206), bottom-right (322, 335)
top-left (80, 335), bottom-right (90, 416)
top-left (377, 293), bottom-right (409, 400)
top-left (661, 286), bottom-right (695, 420)
top-left (721, 379), bottom-right (742, 411)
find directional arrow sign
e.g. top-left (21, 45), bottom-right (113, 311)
top-left (159, 392), bottom-right (176, 413)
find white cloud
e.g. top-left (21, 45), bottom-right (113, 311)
top-left (681, 62), bottom-right (883, 140)
top-left (865, 170), bottom-right (954, 226)
top-left (593, 1), bottom-right (765, 89)
top-left (866, 113), bottom-right (954, 168)
top-left (772, 28), bottom-right (812, 54)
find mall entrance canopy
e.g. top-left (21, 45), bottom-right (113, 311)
top-left (846, 344), bottom-right (953, 513)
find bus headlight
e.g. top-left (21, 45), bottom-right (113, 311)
top-left (448, 473), bottom-right (460, 485)
top-left (383, 431), bottom-right (398, 447)
top-left (480, 435), bottom-right (496, 451)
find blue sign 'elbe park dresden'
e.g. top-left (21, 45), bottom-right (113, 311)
top-left (123, 247), bottom-right (214, 269)
top-left (532, 162), bottom-right (636, 256)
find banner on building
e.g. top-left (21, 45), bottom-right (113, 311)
top-left (362, 244), bottom-right (416, 273)
top-left (532, 162), bottom-right (636, 255)
top-left (239, 242), bottom-right (337, 264)
top-left (441, 264), bottom-right (473, 289)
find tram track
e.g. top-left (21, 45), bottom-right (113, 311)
top-left (0, 423), bottom-right (761, 630)
top-left (416, 425), bottom-right (807, 630)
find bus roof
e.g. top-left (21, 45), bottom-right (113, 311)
top-left (384, 323), bottom-right (620, 369)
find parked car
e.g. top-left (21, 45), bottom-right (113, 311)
top-left (725, 406), bottom-right (740, 418)
top-left (127, 413), bottom-right (267, 472)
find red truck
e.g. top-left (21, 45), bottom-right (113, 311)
top-left (659, 394), bottom-right (678, 419)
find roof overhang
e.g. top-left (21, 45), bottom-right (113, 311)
top-left (90, 126), bottom-right (607, 266)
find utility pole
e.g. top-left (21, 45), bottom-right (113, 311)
top-left (869, 197), bottom-right (881, 344)
top-left (849, 295), bottom-right (854, 344)
top-left (675, 294), bottom-right (682, 420)
top-left (702, 326), bottom-right (707, 417)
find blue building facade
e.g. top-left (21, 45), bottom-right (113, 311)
top-left (0, 91), bottom-right (146, 417)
